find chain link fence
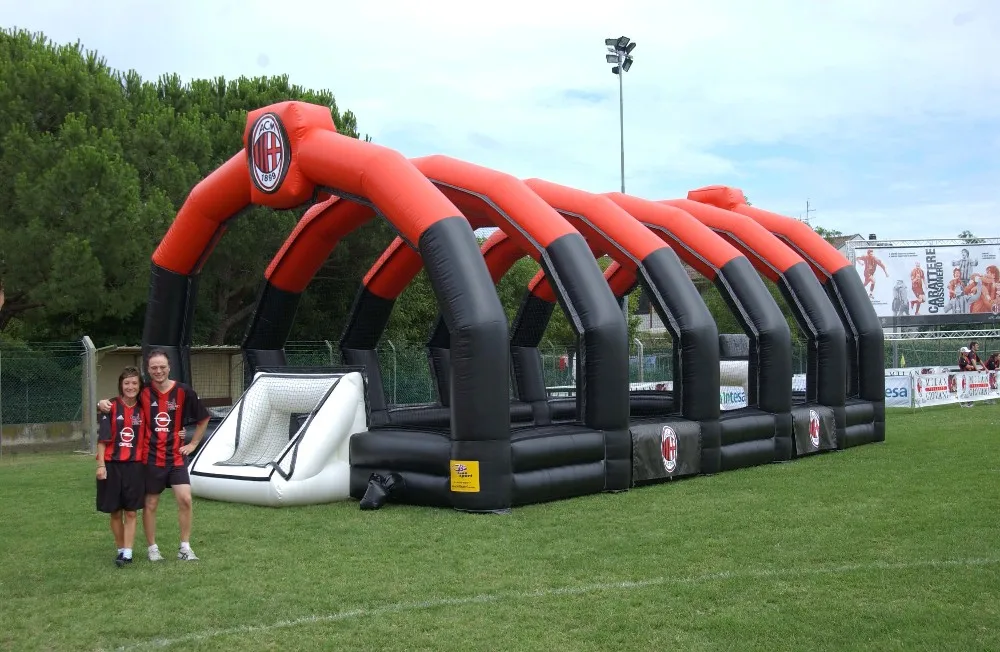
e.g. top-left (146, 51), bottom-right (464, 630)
top-left (1, 334), bottom-right (990, 453)
top-left (884, 335), bottom-right (1000, 369)
top-left (1, 340), bottom-right (89, 452)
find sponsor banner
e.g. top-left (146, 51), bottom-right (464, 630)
top-left (629, 381), bottom-right (747, 410)
top-left (953, 371), bottom-right (995, 401)
top-left (884, 374), bottom-right (912, 408)
top-left (854, 243), bottom-right (1000, 323)
top-left (792, 374), bottom-right (806, 393)
top-left (719, 385), bottom-right (747, 410)
top-left (912, 372), bottom-right (955, 407)
top-left (910, 370), bottom-right (1000, 407)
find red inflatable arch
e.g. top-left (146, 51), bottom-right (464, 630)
top-left (688, 185), bottom-right (885, 445)
top-left (247, 154), bottom-right (632, 498)
top-left (143, 100), bottom-right (513, 512)
top-left (658, 198), bottom-right (848, 453)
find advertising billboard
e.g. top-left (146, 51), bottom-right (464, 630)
top-left (853, 242), bottom-right (1000, 326)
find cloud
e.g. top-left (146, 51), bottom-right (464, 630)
top-left (558, 89), bottom-right (611, 105)
top-left (5, 0), bottom-right (1000, 240)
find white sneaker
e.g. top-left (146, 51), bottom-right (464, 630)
top-left (177, 547), bottom-right (199, 561)
top-left (148, 546), bottom-right (164, 562)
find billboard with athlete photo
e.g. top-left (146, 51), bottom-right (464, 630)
top-left (855, 243), bottom-right (1000, 326)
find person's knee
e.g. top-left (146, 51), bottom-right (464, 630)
top-left (145, 494), bottom-right (159, 511)
top-left (125, 511), bottom-right (137, 521)
top-left (176, 492), bottom-right (192, 511)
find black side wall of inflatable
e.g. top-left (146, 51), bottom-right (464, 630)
top-left (714, 257), bottom-right (793, 464)
top-left (715, 258), bottom-right (793, 415)
top-left (639, 247), bottom-right (721, 423)
top-left (509, 294), bottom-right (556, 422)
top-left (242, 282), bottom-right (301, 386)
top-left (420, 216), bottom-right (513, 510)
top-left (427, 319), bottom-right (451, 407)
top-left (339, 286), bottom-right (395, 418)
top-left (828, 266), bottom-right (886, 443)
top-left (779, 262), bottom-right (847, 408)
top-left (143, 264), bottom-right (197, 382)
top-left (776, 262), bottom-right (848, 450)
top-left (542, 233), bottom-right (631, 487)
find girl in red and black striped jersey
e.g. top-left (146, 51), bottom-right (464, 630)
top-left (96, 366), bottom-right (145, 567)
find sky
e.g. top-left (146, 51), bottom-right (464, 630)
top-left (4, 0), bottom-right (1000, 240)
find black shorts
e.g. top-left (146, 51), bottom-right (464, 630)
top-left (96, 462), bottom-right (145, 513)
top-left (145, 464), bottom-right (190, 495)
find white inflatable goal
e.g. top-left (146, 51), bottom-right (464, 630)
top-left (189, 370), bottom-right (368, 506)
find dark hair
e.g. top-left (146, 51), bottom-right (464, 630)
top-left (970, 341), bottom-right (979, 349)
top-left (118, 366), bottom-right (143, 397)
top-left (146, 349), bottom-right (170, 365)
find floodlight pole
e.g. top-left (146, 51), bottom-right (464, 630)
top-left (618, 65), bottom-right (625, 194)
top-left (605, 36), bottom-right (636, 318)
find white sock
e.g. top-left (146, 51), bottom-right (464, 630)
top-left (118, 548), bottom-right (124, 554)
top-left (149, 543), bottom-right (158, 551)
top-left (180, 541), bottom-right (191, 551)
top-left (123, 548), bottom-right (133, 559)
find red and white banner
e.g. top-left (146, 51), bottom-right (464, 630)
top-left (912, 370), bottom-right (1000, 407)
top-left (912, 373), bottom-right (955, 407)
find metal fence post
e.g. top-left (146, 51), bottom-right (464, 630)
top-left (386, 340), bottom-right (397, 405)
top-left (82, 336), bottom-right (98, 455)
top-left (634, 337), bottom-right (644, 383)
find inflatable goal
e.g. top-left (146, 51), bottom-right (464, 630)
top-left (188, 370), bottom-right (368, 506)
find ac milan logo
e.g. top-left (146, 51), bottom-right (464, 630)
top-left (248, 112), bottom-right (290, 193)
top-left (661, 425), bottom-right (678, 473)
top-left (808, 409), bottom-right (820, 449)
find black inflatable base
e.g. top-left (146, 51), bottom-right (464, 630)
top-left (349, 423), bottom-right (629, 510)
top-left (841, 398), bottom-right (884, 448)
top-left (718, 408), bottom-right (780, 472)
top-left (790, 404), bottom-right (838, 458)
top-left (629, 417), bottom-right (701, 484)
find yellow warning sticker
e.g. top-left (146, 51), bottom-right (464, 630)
top-left (449, 460), bottom-right (481, 493)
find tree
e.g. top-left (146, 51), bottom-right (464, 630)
top-left (0, 27), bottom-right (379, 345)
top-left (813, 225), bottom-right (844, 245)
top-left (0, 32), bottom-right (164, 338)
top-left (958, 230), bottom-right (984, 244)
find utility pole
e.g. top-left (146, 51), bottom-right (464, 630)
top-left (804, 199), bottom-right (816, 225)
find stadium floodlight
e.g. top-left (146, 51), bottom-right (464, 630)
top-left (604, 35), bottom-right (637, 317)
top-left (603, 36), bottom-right (636, 194)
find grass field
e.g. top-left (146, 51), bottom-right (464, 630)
top-left (2, 404), bottom-right (999, 651)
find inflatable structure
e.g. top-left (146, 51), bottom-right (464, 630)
top-left (688, 187), bottom-right (885, 447)
top-left (188, 369), bottom-right (367, 505)
top-left (142, 100), bottom-right (885, 512)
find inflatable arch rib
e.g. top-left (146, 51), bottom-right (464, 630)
top-left (659, 198), bottom-right (848, 455)
top-left (426, 178), bottom-right (723, 481)
top-left (246, 154), bottom-right (632, 507)
top-left (603, 192), bottom-right (794, 471)
top-left (688, 186), bottom-right (884, 447)
top-left (146, 101), bottom-right (512, 512)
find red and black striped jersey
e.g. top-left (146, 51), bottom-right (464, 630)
top-left (141, 382), bottom-right (210, 468)
top-left (97, 398), bottom-right (144, 463)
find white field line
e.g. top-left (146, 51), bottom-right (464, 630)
top-left (109, 557), bottom-right (1000, 651)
